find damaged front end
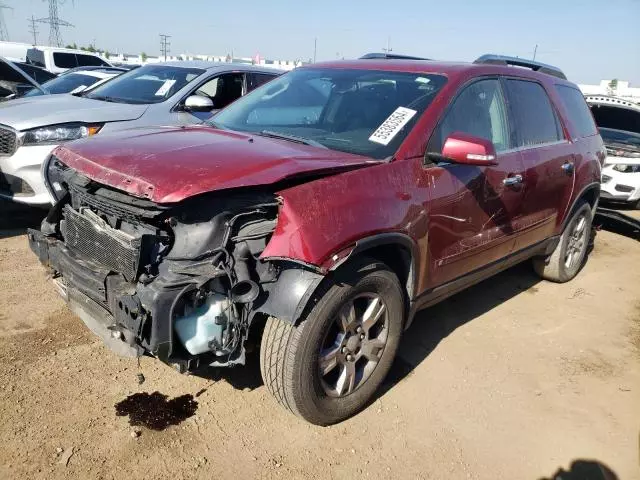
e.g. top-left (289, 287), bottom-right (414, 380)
top-left (29, 158), bottom-right (324, 372)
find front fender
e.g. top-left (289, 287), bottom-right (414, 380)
top-left (260, 158), bottom-right (429, 275)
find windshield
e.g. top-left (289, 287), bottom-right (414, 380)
top-left (84, 64), bottom-right (205, 104)
top-left (599, 127), bottom-right (640, 150)
top-left (23, 72), bottom-right (109, 97)
top-left (209, 68), bottom-right (447, 159)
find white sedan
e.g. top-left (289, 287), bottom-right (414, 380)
top-left (20, 66), bottom-right (126, 98)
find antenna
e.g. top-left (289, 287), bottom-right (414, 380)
top-left (160, 33), bottom-right (171, 61)
top-left (28, 15), bottom-right (39, 45)
top-left (37, 0), bottom-right (74, 47)
top-left (0, 2), bottom-right (13, 42)
top-left (382, 36), bottom-right (392, 54)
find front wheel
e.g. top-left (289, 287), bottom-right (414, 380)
top-left (260, 258), bottom-right (405, 425)
top-left (533, 201), bottom-right (593, 282)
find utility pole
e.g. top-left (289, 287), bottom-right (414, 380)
top-left (382, 36), bottom-right (392, 54)
top-left (160, 33), bottom-right (171, 61)
top-left (533, 44), bottom-right (538, 61)
top-left (37, 0), bottom-right (74, 47)
top-left (28, 15), bottom-right (39, 45)
top-left (0, 2), bottom-right (12, 42)
top-left (313, 37), bottom-right (317, 63)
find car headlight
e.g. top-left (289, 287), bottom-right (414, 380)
top-left (21, 123), bottom-right (103, 146)
top-left (612, 164), bottom-right (640, 173)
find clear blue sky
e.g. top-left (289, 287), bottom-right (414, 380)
top-left (4, 0), bottom-right (640, 84)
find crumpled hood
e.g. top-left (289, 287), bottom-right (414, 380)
top-left (54, 125), bottom-right (378, 203)
top-left (0, 94), bottom-right (148, 131)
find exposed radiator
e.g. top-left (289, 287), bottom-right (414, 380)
top-left (61, 206), bottom-right (142, 280)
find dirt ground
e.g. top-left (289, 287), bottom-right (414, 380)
top-left (0, 200), bottom-right (639, 480)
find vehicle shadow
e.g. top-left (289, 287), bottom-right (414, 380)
top-left (379, 261), bottom-right (542, 394)
top-left (594, 208), bottom-right (640, 241)
top-left (538, 458), bottom-right (619, 480)
top-left (0, 199), bottom-right (47, 238)
top-left (195, 260), bottom-right (546, 395)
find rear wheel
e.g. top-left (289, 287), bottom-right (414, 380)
top-left (260, 258), bottom-right (404, 425)
top-left (533, 201), bottom-right (593, 282)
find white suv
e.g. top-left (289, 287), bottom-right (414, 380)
top-left (587, 95), bottom-right (640, 208)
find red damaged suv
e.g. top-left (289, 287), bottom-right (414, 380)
top-left (30, 54), bottom-right (605, 425)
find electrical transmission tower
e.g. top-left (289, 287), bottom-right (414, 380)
top-left (28, 15), bottom-right (39, 45)
top-left (160, 34), bottom-right (171, 61)
top-left (0, 2), bottom-right (12, 42)
top-left (37, 0), bottom-right (74, 47)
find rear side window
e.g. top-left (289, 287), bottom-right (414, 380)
top-left (247, 73), bottom-right (277, 91)
top-left (76, 54), bottom-right (109, 67)
top-left (505, 79), bottom-right (563, 147)
top-left (555, 85), bottom-right (598, 138)
top-left (53, 52), bottom-right (77, 69)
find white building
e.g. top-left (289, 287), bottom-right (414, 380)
top-left (108, 52), bottom-right (302, 71)
top-left (579, 80), bottom-right (640, 103)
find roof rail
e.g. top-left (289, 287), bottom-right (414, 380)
top-left (473, 54), bottom-right (567, 80)
top-left (360, 52), bottom-right (431, 61)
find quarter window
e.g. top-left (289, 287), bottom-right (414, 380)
top-left (505, 79), bottom-right (563, 147)
top-left (554, 85), bottom-right (598, 138)
top-left (430, 79), bottom-right (511, 153)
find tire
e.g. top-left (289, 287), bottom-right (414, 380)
top-left (260, 258), bottom-right (405, 425)
top-left (533, 201), bottom-right (593, 283)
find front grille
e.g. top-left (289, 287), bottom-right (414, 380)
top-left (0, 127), bottom-right (17, 156)
top-left (62, 205), bottom-right (142, 280)
top-left (615, 184), bottom-right (634, 193)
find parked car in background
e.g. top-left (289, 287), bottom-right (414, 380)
top-left (0, 56), bottom-right (57, 99)
top-left (29, 54), bottom-right (604, 425)
top-left (19, 66), bottom-right (127, 98)
top-left (25, 46), bottom-right (112, 74)
top-left (0, 61), bottom-right (281, 205)
top-left (586, 95), bottom-right (640, 208)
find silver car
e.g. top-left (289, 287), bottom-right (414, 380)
top-left (0, 61), bottom-right (281, 205)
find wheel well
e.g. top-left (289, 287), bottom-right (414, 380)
top-left (353, 243), bottom-right (414, 301)
top-left (581, 186), bottom-right (600, 210)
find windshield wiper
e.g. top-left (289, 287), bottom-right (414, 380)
top-left (256, 130), bottom-right (327, 149)
top-left (87, 95), bottom-right (122, 103)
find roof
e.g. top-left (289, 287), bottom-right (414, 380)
top-left (28, 45), bottom-right (105, 56)
top-left (156, 60), bottom-right (284, 73)
top-left (302, 59), bottom-right (575, 85)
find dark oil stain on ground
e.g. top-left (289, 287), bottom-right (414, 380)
top-left (115, 392), bottom-right (198, 431)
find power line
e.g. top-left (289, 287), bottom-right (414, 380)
top-left (0, 2), bottom-right (12, 42)
top-left (160, 33), bottom-right (171, 61)
top-left (36, 0), bottom-right (74, 47)
top-left (28, 15), bottom-right (39, 45)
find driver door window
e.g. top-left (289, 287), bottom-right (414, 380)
top-left (430, 79), bottom-right (511, 154)
top-left (195, 72), bottom-right (245, 111)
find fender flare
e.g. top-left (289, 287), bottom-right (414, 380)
top-left (255, 233), bottom-right (420, 325)
top-left (563, 182), bottom-right (600, 230)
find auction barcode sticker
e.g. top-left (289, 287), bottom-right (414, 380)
top-left (155, 79), bottom-right (177, 96)
top-left (369, 107), bottom-right (417, 146)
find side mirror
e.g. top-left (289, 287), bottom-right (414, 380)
top-left (439, 132), bottom-right (498, 166)
top-left (183, 95), bottom-right (214, 112)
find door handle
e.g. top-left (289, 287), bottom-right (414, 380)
top-left (503, 174), bottom-right (523, 187)
top-left (562, 162), bottom-right (574, 174)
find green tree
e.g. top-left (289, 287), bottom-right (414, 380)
top-left (87, 45), bottom-right (96, 53)
top-left (104, 50), bottom-right (110, 59)
top-left (140, 52), bottom-right (148, 62)
top-left (607, 78), bottom-right (618, 96)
